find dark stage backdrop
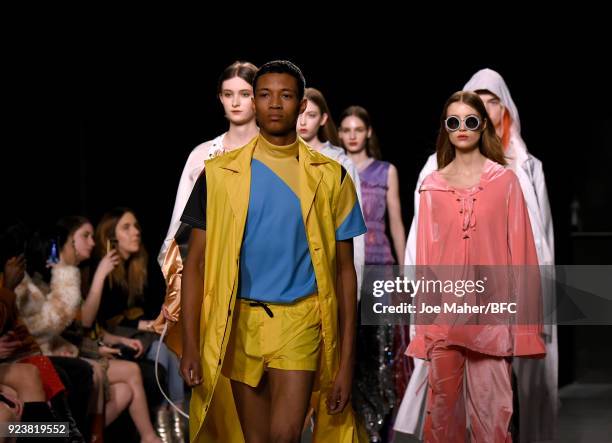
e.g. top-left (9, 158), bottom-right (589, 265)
top-left (5, 37), bottom-right (612, 267)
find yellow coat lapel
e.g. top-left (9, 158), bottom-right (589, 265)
top-left (298, 141), bottom-right (328, 224)
top-left (219, 139), bottom-right (256, 257)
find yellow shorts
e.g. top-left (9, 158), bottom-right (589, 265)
top-left (222, 294), bottom-right (321, 387)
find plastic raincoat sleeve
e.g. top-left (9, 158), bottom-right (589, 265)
top-left (507, 177), bottom-right (545, 357)
top-left (532, 160), bottom-right (555, 259)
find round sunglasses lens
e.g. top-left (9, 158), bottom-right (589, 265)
top-left (465, 116), bottom-right (480, 130)
top-left (446, 117), bottom-right (460, 131)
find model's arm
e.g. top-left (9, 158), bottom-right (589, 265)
top-left (179, 227), bottom-right (206, 387)
top-left (387, 164), bottom-right (406, 267)
top-left (158, 144), bottom-right (208, 266)
top-left (327, 239), bottom-right (356, 415)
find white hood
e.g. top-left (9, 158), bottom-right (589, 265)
top-left (463, 68), bottom-right (529, 162)
top-left (463, 68), bottom-right (520, 131)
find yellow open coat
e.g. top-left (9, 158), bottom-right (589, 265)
top-left (189, 137), bottom-right (359, 442)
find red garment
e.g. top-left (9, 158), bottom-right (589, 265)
top-left (18, 355), bottom-right (65, 400)
top-left (423, 343), bottom-right (512, 443)
top-left (407, 160), bottom-right (546, 359)
top-left (1, 288), bottom-right (64, 400)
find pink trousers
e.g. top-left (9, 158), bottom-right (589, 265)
top-left (423, 343), bottom-right (513, 443)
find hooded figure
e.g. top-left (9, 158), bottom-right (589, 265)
top-left (394, 69), bottom-right (557, 442)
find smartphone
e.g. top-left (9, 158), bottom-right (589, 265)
top-left (106, 238), bottom-right (118, 254)
top-left (48, 238), bottom-right (59, 264)
top-left (106, 238), bottom-right (117, 289)
top-left (113, 344), bottom-right (138, 361)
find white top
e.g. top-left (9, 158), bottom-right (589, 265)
top-left (158, 133), bottom-right (226, 265)
top-left (312, 141), bottom-right (366, 297)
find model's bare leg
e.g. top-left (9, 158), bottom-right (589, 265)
top-left (268, 368), bottom-right (315, 443)
top-left (230, 376), bottom-right (271, 443)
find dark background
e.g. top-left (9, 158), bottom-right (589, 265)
top-left (4, 24), bottom-right (612, 388)
top-left (6, 34), bottom-right (611, 263)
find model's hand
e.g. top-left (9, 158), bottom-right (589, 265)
top-left (327, 364), bottom-right (352, 415)
top-left (180, 346), bottom-right (203, 387)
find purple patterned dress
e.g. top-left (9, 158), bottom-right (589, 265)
top-left (359, 160), bottom-right (395, 265)
top-left (353, 159), bottom-right (397, 442)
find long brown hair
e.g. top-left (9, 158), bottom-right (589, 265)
top-left (304, 88), bottom-right (340, 146)
top-left (94, 208), bottom-right (148, 304)
top-left (217, 60), bottom-right (258, 95)
top-left (436, 91), bottom-right (506, 168)
top-left (338, 105), bottom-right (382, 159)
